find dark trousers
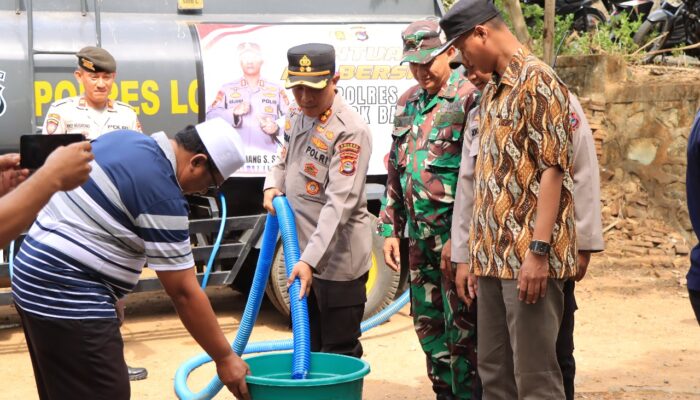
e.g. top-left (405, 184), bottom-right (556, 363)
top-left (690, 288), bottom-right (700, 325)
top-left (307, 273), bottom-right (367, 358)
top-left (556, 279), bottom-right (577, 400)
top-left (17, 306), bottom-right (130, 400)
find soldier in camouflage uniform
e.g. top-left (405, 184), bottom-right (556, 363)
top-left (377, 18), bottom-right (479, 400)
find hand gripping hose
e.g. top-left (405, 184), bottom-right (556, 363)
top-left (272, 196), bottom-right (311, 379)
top-left (201, 193), bottom-right (227, 289)
top-left (174, 196), bottom-right (309, 399)
top-left (173, 195), bottom-right (412, 398)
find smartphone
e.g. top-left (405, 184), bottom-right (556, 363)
top-left (20, 134), bottom-right (86, 170)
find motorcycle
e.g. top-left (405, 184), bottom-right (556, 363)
top-left (633, 0), bottom-right (700, 62)
top-left (522, 0), bottom-right (609, 32)
top-left (603, 0), bottom-right (654, 24)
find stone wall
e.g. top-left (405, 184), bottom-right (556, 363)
top-left (556, 55), bottom-right (700, 255)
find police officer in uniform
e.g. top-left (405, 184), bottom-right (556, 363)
top-left (42, 46), bottom-right (141, 139)
top-left (41, 46), bottom-right (147, 381)
top-left (263, 43), bottom-right (372, 358)
top-left (207, 42), bottom-right (289, 155)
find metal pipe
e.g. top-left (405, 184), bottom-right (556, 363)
top-left (15, 0), bottom-right (22, 15)
top-left (27, 0), bottom-right (36, 133)
top-left (81, 0), bottom-right (87, 16)
top-left (94, 0), bottom-right (102, 47)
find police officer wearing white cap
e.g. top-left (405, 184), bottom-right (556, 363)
top-left (11, 118), bottom-right (251, 400)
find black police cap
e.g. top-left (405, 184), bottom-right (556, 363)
top-left (440, 0), bottom-right (501, 43)
top-left (285, 43), bottom-right (335, 90)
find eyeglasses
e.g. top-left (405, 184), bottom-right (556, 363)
top-left (206, 157), bottom-right (223, 188)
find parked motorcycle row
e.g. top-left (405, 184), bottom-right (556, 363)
top-left (522, 0), bottom-right (700, 61)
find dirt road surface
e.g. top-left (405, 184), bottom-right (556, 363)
top-left (1, 255), bottom-right (699, 399)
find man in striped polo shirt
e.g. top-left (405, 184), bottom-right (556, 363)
top-left (11, 118), bottom-right (251, 400)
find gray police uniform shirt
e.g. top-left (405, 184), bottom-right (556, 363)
top-left (451, 93), bottom-right (604, 263)
top-left (42, 96), bottom-right (142, 139)
top-left (206, 78), bottom-right (289, 154)
top-left (264, 94), bottom-right (372, 281)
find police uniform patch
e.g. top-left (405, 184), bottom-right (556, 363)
top-left (570, 111), bottom-right (580, 130)
top-left (311, 136), bottom-right (329, 152)
top-left (46, 113), bottom-right (61, 134)
top-left (232, 92), bottom-right (242, 99)
top-left (285, 119), bottom-right (291, 131)
top-left (324, 130), bottom-right (335, 141)
top-left (306, 180), bottom-right (320, 195)
top-left (265, 105), bottom-right (274, 114)
top-left (338, 142), bottom-right (360, 176)
top-left (304, 162), bottom-right (319, 177)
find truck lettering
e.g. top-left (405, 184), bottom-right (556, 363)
top-left (34, 79), bottom-right (198, 117)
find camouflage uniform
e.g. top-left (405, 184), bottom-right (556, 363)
top-left (378, 68), bottom-right (478, 398)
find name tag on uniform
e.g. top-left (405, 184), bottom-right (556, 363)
top-left (394, 115), bottom-right (412, 127)
top-left (434, 111), bottom-right (465, 126)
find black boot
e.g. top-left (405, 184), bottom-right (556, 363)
top-left (436, 391), bottom-right (456, 400)
top-left (128, 365), bottom-right (148, 381)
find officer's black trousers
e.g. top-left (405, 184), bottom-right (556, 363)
top-left (17, 305), bottom-right (130, 400)
top-left (556, 279), bottom-right (577, 400)
top-left (307, 273), bottom-right (368, 359)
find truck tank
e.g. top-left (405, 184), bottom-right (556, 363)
top-left (0, 0), bottom-right (444, 317)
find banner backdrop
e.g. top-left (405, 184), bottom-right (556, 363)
top-left (195, 23), bottom-right (414, 177)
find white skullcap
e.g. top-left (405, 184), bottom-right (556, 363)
top-left (195, 118), bottom-right (246, 177)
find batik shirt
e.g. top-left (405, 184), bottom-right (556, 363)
top-left (469, 47), bottom-right (576, 280)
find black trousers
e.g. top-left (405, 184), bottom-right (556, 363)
top-left (556, 279), bottom-right (577, 400)
top-left (307, 273), bottom-right (368, 358)
top-left (17, 306), bottom-right (130, 400)
top-left (690, 288), bottom-right (700, 325)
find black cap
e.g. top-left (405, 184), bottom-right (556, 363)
top-left (285, 43), bottom-right (335, 90)
top-left (76, 46), bottom-right (116, 73)
top-left (439, 0), bottom-right (501, 43)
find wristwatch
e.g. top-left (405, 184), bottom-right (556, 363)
top-left (529, 240), bottom-right (551, 256)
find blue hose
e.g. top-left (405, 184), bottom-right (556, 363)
top-left (173, 195), bottom-right (411, 398)
top-left (8, 240), bottom-right (14, 279)
top-left (201, 194), bottom-right (227, 289)
top-left (173, 291), bottom-right (411, 397)
top-left (272, 196), bottom-right (310, 380)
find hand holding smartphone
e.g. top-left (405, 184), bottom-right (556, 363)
top-left (20, 134), bottom-right (86, 170)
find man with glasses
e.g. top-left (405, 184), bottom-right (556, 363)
top-left (11, 118), bottom-right (251, 400)
top-left (377, 18), bottom-right (478, 400)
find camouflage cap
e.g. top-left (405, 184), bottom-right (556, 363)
top-left (76, 46), bottom-right (116, 73)
top-left (400, 17), bottom-right (449, 65)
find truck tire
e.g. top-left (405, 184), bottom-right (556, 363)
top-left (265, 214), bottom-right (401, 319)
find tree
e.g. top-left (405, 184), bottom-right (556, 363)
top-left (500, 0), bottom-right (533, 49)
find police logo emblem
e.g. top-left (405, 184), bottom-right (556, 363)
top-left (0, 71), bottom-right (6, 117)
top-left (341, 160), bottom-right (356, 176)
top-left (264, 105), bottom-right (274, 114)
top-left (306, 180), bottom-right (320, 195)
top-left (45, 113), bottom-right (61, 134)
top-left (570, 112), bottom-right (580, 130)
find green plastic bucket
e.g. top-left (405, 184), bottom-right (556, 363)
top-left (244, 352), bottom-right (370, 400)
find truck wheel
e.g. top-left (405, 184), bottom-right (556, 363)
top-left (265, 215), bottom-right (401, 319)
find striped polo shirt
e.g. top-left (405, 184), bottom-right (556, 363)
top-left (12, 130), bottom-right (193, 319)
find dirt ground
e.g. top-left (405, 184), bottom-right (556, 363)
top-left (1, 254), bottom-right (699, 400)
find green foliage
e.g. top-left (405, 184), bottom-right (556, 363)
top-left (562, 11), bottom-right (644, 57)
top-left (441, 0), bottom-right (645, 58)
